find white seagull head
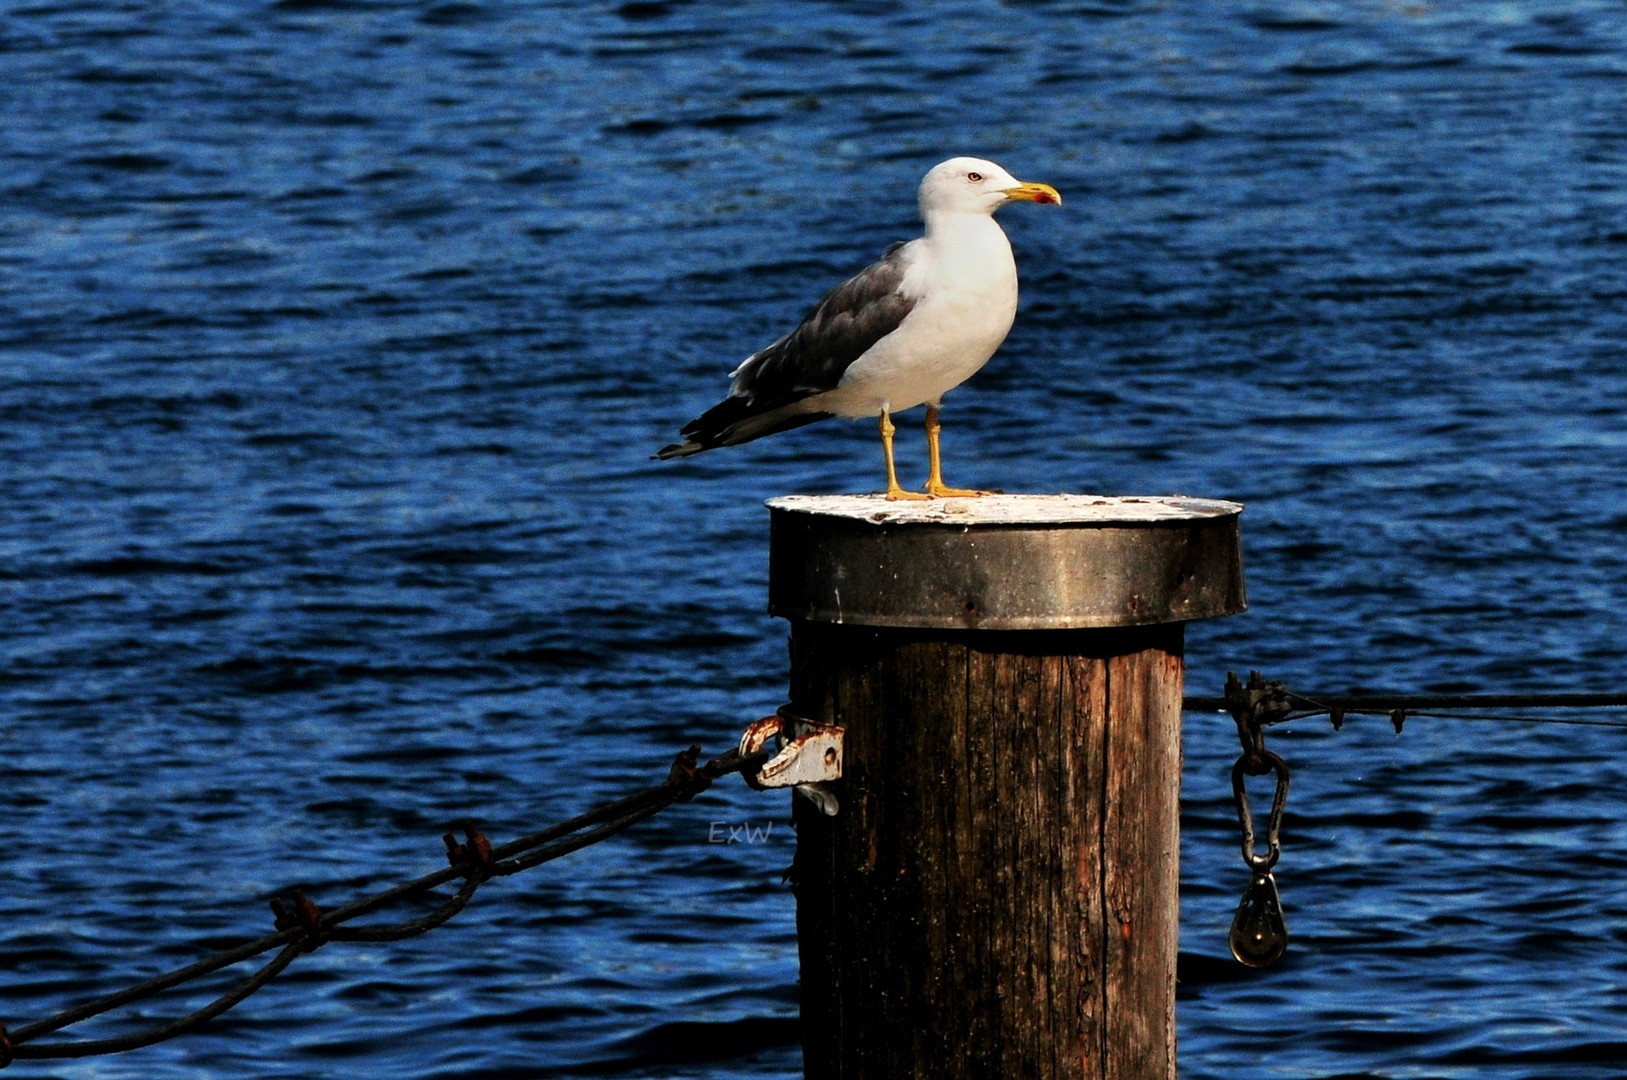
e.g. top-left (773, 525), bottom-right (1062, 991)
top-left (917, 156), bottom-right (1062, 221)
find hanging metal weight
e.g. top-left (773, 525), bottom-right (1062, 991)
top-left (1223, 671), bottom-right (1292, 967)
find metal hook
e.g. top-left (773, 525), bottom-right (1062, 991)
top-left (737, 707), bottom-right (844, 815)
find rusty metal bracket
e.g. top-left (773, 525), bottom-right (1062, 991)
top-left (443, 823), bottom-right (493, 875)
top-left (738, 706), bottom-right (844, 816)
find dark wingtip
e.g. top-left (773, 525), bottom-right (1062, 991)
top-left (655, 440), bottom-right (701, 460)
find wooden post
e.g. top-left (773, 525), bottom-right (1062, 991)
top-left (767, 494), bottom-right (1246, 1080)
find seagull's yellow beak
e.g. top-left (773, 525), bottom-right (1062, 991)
top-left (1002, 181), bottom-right (1062, 205)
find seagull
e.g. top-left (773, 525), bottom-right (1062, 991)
top-left (657, 156), bottom-right (1060, 499)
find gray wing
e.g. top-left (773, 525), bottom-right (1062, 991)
top-left (656, 241), bottom-right (918, 458)
top-left (731, 239), bottom-right (917, 407)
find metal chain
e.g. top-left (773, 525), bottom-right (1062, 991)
top-left (2, 740), bottom-right (771, 1066)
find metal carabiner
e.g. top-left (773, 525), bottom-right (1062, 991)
top-left (1231, 749), bottom-right (1289, 873)
top-left (1229, 748), bottom-right (1290, 966)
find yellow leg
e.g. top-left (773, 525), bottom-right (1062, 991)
top-left (881, 409), bottom-right (928, 500)
top-left (925, 404), bottom-right (989, 497)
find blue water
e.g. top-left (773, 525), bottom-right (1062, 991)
top-left (3, 1), bottom-right (1626, 1076)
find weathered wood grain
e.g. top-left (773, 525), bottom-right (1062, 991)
top-left (790, 623), bottom-right (1184, 1080)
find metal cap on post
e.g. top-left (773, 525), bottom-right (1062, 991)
top-left (770, 492), bottom-right (1245, 1080)
top-left (769, 493), bottom-right (1245, 629)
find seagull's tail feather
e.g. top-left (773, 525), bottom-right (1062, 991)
top-left (656, 396), bottom-right (833, 460)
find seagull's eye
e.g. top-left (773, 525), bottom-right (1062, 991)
top-left (966, 171), bottom-right (983, 183)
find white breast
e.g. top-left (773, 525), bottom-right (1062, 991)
top-left (819, 216), bottom-right (1019, 418)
